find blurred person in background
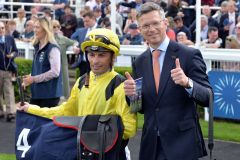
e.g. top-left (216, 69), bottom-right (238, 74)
top-left (232, 22), bottom-right (240, 44)
top-left (93, 7), bottom-right (104, 26)
top-left (173, 15), bottom-right (191, 40)
top-left (176, 31), bottom-right (194, 46)
top-left (14, 8), bottom-right (27, 34)
top-left (0, 21), bottom-right (18, 122)
top-left (100, 17), bottom-right (123, 36)
top-left (26, 6), bottom-right (39, 21)
top-left (59, 5), bottom-right (77, 38)
top-left (22, 16), bottom-right (62, 107)
top-left (20, 20), bottom-right (34, 43)
top-left (166, 17), bottom-right (176, 41)
top-left (201, 5), bottom-right (219, 28)
top-left (20, 0), bottom-right (34, 16)
top-left (123, 8), bottom-right (138, 34)
top-left (6, 20), bottom-right (20, 39)
top-left (212, 1), bottom-right (228, 24)
top-left (165, 0), bottom-right (184, 19)
top-left (52, 19), bottom-right (77, 99)
top-left (200, 15), bottom-right (209, 40)
top-left (121, 23), bottom-right (143, 45)
top-left (43, 8), bottom-right (53, 20)
top-left (201, 26), bottom-right (222, 48)
top-left (53, 0), bottom-right (69, 20)
top-left (219, 0), bottom-right (238, 47)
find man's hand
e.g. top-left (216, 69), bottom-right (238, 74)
top-left (73, 46), bottom-right (80, 54)
top-left (16, 102), bottom-right (29, 112)
top-left (124, 72), bottom-right (136, 96)
top-left (171, 58), bottom-right (189, 88)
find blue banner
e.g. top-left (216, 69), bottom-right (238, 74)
top-left (15, 111), bottom-right (77, 160)
top-left (208, 71), bottom-right (240, 120)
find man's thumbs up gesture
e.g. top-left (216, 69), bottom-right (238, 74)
top-left (171, 58), bottom-right (189, 88)
top-left (124, 72), bottom-right (136, 96)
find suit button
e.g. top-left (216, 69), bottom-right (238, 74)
top-left (155, 108), bottom-right (160, 111)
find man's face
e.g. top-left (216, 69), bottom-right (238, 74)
top-left (0, 22), bottom-right (5, 36)
top-left (26, 21), bottom-right (34, 32)
top-left (209, 30), bottom-right (218, 40)
top-left (227, 1), bottom-right (236, 13)
top-left (84, 16), bottom-right (96, 28)
top-left (177, 34), bottom-right (187, 42)
top-left (64, 8), bottom-right (72, 15)
top-left (174, 20), bottom-right (183, 28)
top-left (138, 10), bottom-right (167, 48)
top-left (87, 51), bottom-right (114, 75)
top-left (201, 17), bottom-right (207, 29)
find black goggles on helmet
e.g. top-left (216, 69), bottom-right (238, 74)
top-left (85, 35), bottom-right (119, 49)
top-left (85, 46), bottom-right (112, 52)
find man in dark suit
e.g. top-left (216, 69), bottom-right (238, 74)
top-left (70, 11), bottom-right (98, 76)
top-left (124, 2), bottom-right (212, 160)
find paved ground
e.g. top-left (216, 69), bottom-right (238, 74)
top-left (1, 118), bottom-right (240, 160)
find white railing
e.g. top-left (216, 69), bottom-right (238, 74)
top-left (16, 42), bottom-right (240, 69)
top-left (1, 2), bottom-right (54, 20)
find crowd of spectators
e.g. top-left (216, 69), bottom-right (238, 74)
top-left (1, 1), bottom-right (240, 47)
top-left (1, 0), bottom-right (240, 61)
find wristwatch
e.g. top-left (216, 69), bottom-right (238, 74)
top-left (186, 78), bottom-right (193, 89)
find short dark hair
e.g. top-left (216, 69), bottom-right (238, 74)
top-left (208, 26), bottom-right (218, 34)
top-left (64, 5), bottom-right (73, 10)
top-left (137, 2), bottom-right (165, 19)
top-left (173, 16), bottom-right (182, 22)
top-left (83, 11), bottom-right (95, 19)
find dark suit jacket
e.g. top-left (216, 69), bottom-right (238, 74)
top-left (132, 41), bottom-right (212, 160)
top-left (70, 28), bottom-right (88, 62)
top-left (70, 28), bottom-right (88, 75)
top-left (70, 27), bottom-right (88, 45)
top-left (0, 35), bottom-right (18, 72)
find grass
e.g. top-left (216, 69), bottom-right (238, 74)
top-left (1, 114), bottom-right (240, 160)
top-left (200, 119), bottom-right (240, 142)
top-left (137, 113), bottom-right (240, 142)
top-left (0, 154), bottom-right (16, 160)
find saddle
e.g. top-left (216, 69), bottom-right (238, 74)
top-left (53, 115), bottom-right (124, 160)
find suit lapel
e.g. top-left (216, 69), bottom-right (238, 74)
top-left (157, 41), bottom-right (178, 100)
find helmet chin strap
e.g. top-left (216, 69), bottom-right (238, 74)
top-left (84, 52), bottom-right (91, 88)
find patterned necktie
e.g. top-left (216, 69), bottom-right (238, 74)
top-left (152, 50), bottom-right (161, 93)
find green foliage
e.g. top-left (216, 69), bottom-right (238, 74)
top-left (137, 114), bottom-right (240, 142)
top-left (200, 119), bottom-right (240, 142)
top-left (14, 58), bottom-right (32, 102)
top-left (114, 67), bottom-right (132, 76)
top-left (15, 58), bottom-right (32, 76)
top-left (0, 154), bottom-right (16, 160)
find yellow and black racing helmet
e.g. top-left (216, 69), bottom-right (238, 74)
top-left (81, 28), bottom-right (120, 56)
